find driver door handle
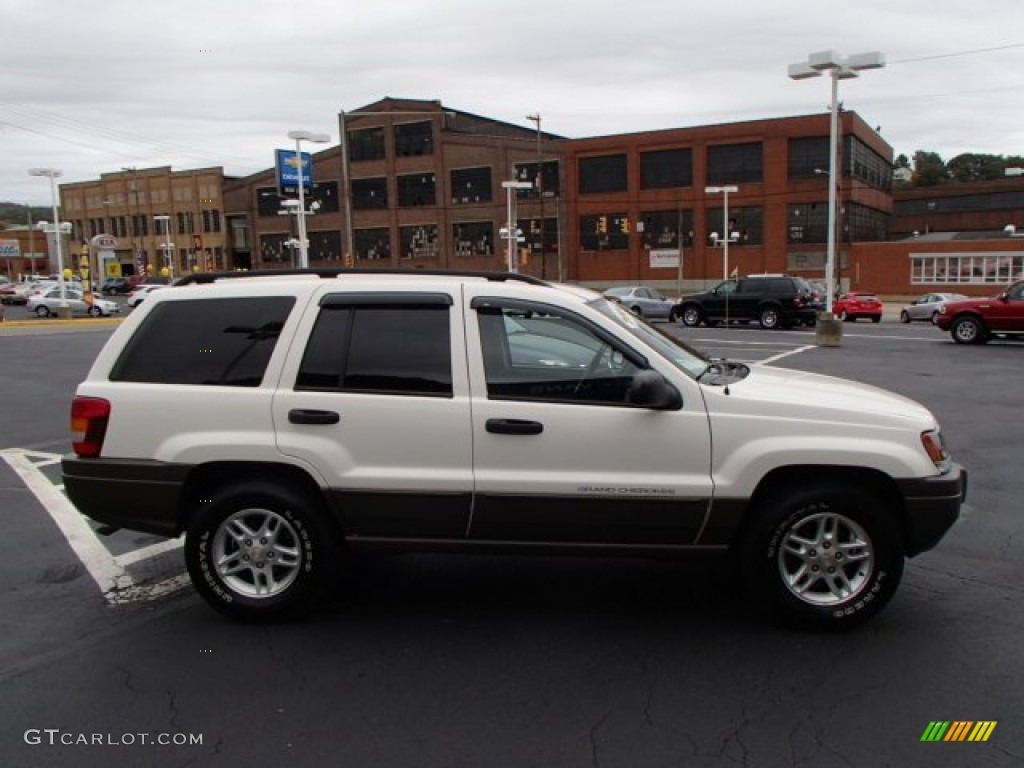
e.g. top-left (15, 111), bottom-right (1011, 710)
top-left (288, 409), bottom-right (340, 425)
top-left (485, 418), bottom-right (543, 435)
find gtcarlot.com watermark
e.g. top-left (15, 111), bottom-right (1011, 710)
top-left (25, 729), bottom-right (202, 747)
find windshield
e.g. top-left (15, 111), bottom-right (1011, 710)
top-left (587, 295), bottom-right (710, 378)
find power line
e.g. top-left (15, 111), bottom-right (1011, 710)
top-left (892, 43), bottom-right (1024, 65)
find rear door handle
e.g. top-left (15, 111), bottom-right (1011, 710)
top-left (485, 418), bottom-right (543, 435)
top-left (288, 409), bottom-right (340, 425)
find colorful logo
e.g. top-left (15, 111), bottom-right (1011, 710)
top-left (921, 721), bottom-right (997, 742)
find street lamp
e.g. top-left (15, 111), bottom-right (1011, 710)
top-left (704, 185), bottom-right (739, 280)
top-left (287, 130), bottom-right (330, 269)
top-left (789, 50), bottom-right (885, 313)
top-left (153, 215), bottom-right (174, 279)
top-left (501, 180), bottom-right (532, 272)
top-left (28, 167), bottom-right (70, 316)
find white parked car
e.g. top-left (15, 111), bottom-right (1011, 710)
top-left (62, 269), bottom-right (965, 629)
top-left (26, 288), bottom-right (121, 318)
top-left (899, 292), bottom-right (969, 324)
top-left (126, 283), bottom-right (167, 307)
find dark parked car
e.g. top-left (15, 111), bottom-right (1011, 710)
top-left (674, 274), bottom-right (821, 329)
top-left (100, 277), bottom-right (133, 295)
top-left (934, 280), bottom-right (1024, 344)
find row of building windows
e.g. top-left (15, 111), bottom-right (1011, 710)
top-left (347, 120), bottom-right (435, 163)
top-left (910, 253), bottom-right (1024, 285)
top-left (74, 211), bottom-right (223, 241)
top-left (787, 202), bottom-right (889, 243)
top-left (256, 182), bottom-right (341, 218)
top-left (895, 190), bottom-right (1024, 216)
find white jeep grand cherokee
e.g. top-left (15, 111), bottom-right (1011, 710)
top-left (62, 270), bottom-right (965, 628)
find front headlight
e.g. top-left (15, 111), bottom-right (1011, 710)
top-left (921, 429), bottom-right (951, 473)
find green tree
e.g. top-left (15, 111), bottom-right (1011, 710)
top-left (912, 151), bottom-right (949, 187)
top-left (947, 153), bottom-right (1008, 182)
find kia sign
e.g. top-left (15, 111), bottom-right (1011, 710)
top-left (0, 240), bottom-right (20, 259)
top-left (275, 149), bottom-right (313, 196)
top-left (91, 234), bottom-right (118, 249)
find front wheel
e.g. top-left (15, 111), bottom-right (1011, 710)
top-left (88, 306), bottom-right (101, 317)
top-left (739, 485), bottom-right (904, 630)
top-left (35, 305), bottom-right (51, 318)
top-left (185, 482), bottom-right (339, 621)
top-left (951, 315), bottom-right (988, 345)
top-left (899, 310), bottom-right (911, 324)
top-left (681, 305), bottom-right (703, 327)
top-left (758, 306), bottom-right (781, 329)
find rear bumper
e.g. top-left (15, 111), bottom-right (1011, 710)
top-left (898, 464), bottom-right (967, 556)
top-left (62, 456), bottom-right (192, 537)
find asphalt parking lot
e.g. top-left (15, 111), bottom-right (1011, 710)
top-left (0, 318), bottom-right (1021, 768)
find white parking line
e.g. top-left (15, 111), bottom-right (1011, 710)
top-left (0, 448), bottom-right (187, 604)
top-left (758, 345), bottom-right (816, 365)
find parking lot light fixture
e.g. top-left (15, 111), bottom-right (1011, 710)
top-left (287, 130), bottom-right (330, 269)
top-left (28, 167), bottom-right (70, 316)
top-left (704, 185), bottom-right (739, 280)
top-left (789, 50), bottom-right (885, 313)
top-left (501, 180), bottom-right (532, 273)
top-left (154, 215), bottom-right (174, 279)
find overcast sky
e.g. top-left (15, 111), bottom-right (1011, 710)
top-left (3, 0), bottom-right (1023, 207)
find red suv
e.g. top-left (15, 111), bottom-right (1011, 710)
top-left (934, 280), bottom-right (1024, 344)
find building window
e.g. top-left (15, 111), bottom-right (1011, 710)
top-left (788, 137), bottom-right (831, 180)
top-left (452, 221), bottom-right (494, 257)
top-left (348, 126), bottom-right (386, 163)
top-left (398, 173), bottom-right (436, 207)
top-left (352, 178), bottom-right (388, 210)
top-left (514, 217), bottom-right (558, 257)
top-left (787, 203), bottom-right (828, 243)
top-left (355, 228), bottom-right (391, 261)
top-left (513, 160), bottom-right (560, 197)
top-left (310, 181), bottom-right (339, 213)
top-left (640, 149), bottom-right (693, 190)
top-left (640, 209), bottom-right (694, 250)
top-left (844, 137), bottom-right (893, 191)
top-left (450, 167), bottom-right (492, 204)
top-left (260, 233), bottom-right (294, 266)
top-left (579, 213), bottom-right (629, 251)
top-left (705, 206), bottom-right (763, 245)
top-left (401, 224), bottom-right (439, 260)
top-left (707, 142), bottom-right (763, 184)
top-left (579, 155), bottom-right (627, 194)
top-left (394, 121), bottom-right (433, 157)
top-left (307, 230), bottom-right (341, 262)
top-left (845, 202), bottom-right (888, 242)
top-left (258, 187), bottom-right (284, 217)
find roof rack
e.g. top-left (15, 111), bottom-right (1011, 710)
top-left (173, 268), bottom-right (549, 287)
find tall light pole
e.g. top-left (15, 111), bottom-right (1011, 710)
top-left (28, 167), bottom-right (69, 316)
top-left (789, 50), bottom-right (885, 313)
top-left (704, 185), bottom-right (739, 280)
top-left (525, 113), bottom-right (545, 277)
top-left (154, 215), bottom-right (174, 279)
top-left (501, 180), bottom-right (532, 272)
top-left (287, 130), bottom-right (330, 269)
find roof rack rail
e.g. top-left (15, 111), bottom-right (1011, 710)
top-left (173, 268), bottom-right (549, 287)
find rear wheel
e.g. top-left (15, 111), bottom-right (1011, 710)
top-left (185, 482), bottom-right (340, 621)
top-left (681, 305), bottom-right (703, 327)
top-left (838, 310), bottom-right (852, 322)
top-left (951, 315), bottom-right (988, 345)
top-left (871, 315), bottom-right (881, 324)
top-left (739, 485), bottom-right (904, 630)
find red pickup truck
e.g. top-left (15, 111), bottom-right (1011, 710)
top-left (934, 280), bottom-right (1024, 344)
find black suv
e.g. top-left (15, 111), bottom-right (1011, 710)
top-left (673, 275), bottom-right (821, 329)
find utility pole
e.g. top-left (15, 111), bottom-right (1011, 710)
top-left (526, 113), bottom-right (544, 278)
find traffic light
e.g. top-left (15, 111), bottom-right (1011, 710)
top-left (597, 216), bottom-right (607, 234)
top-left (619, 217), bottom-right (630, 234)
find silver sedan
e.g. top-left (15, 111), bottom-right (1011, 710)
top-left (26, 288), bottom-right (121, 318)
top-left (603, 285), bottom-right (677, 320)
top-left (899, 292), bottom-right (968, 324)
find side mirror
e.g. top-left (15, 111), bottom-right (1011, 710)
top-left (999, 292), bottom-right (1009, 302)
top-left (627, 370), bottom-right (682, 410)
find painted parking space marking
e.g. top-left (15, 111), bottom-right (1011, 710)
top-left (1, 447), bottom-right (188, 604)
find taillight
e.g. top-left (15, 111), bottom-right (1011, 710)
top-left (71, 396), bottom-right (110, 458)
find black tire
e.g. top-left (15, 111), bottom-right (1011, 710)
top-left (88, 306), bottom-right (101, 318)
top-left (739, 484), bottom-right (904, 630)
top-left (899, 310), bottom-right (910, 324)
top-left (838, 310), bottom-right (852, 322)
top-left (951, 315), bottom-right (988, 345)
top-left (871, 315), bottom-right (881, 324)
top-left (758, 305), bottom-right (781, 330)
top-left (185, 482), bottom-right (340, 621)
top-left (35, 305), bottom-right (51, 318)
top-left (681, 305), bottom-right (703, 327)
top-left (930, 310), bottom-right (940, 325)
top-left (629, 305), bottom-right (644, 318)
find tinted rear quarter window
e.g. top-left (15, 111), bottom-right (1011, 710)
top-left (110, 296), bottom-right (295, 386)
